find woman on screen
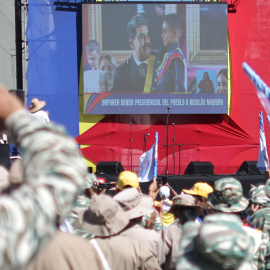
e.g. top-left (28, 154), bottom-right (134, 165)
top-left (217, 69), bottom-right (228, 94)
top-left (99, 54), bottom-right (117, 92)
top-left (198, 72), bottom-right (214, 94)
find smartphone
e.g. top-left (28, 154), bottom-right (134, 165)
top-left (161, 177), bottom-right (168, 186)
top-left (99, 183), bottom-right (113, 189)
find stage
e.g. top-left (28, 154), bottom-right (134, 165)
top-left (141, 173), bottom-right (266, 198)
top-left (99, 173), bottom-right (266, 199)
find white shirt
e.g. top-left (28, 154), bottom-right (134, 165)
top-left (133, 55), bottom-right (149, 67)
top-left (30, 110), bottom-right (50, 124)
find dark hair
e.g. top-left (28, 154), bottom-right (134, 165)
top-left (163, 14), bottom-right (183, 39)
top-left (217, 69), bottom-right (228, 78)
top-left (180, 208), bottom-right (197, 225)
top-left (127, 15), bottom-right (149, 40)
top-left (86, 40), bottom-right (100, 54)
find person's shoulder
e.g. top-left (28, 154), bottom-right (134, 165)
top-left (116, 55), bottom-right (134, 69)
top-left (165, 219), bottom-right (182, 231)
top-left (128, 224), bottom-right (160, 237)
top-left (162, 221), bottom-right (182, 242)
top-left (113, 56), bottom-right (135, 78)
top-left (173, 48), bottom-right (185, 61)
top-left (168, 43), bottom-right (185, 60)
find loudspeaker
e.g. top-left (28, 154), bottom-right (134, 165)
top-left (237, 161), bottom-right (261, 175)
top-left (9, 89), bottom-right (25, 105)
top-left (185, 161), bottom-right (214, 175)
top-left (96, 161), bottom-right (124, 176)
top-left (0, 144), bottom-right (10, 169)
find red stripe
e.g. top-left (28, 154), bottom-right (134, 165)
top-left (86, 93), bottom-right (112, 114)
top-left (157, 51), bottom-right (183, 82)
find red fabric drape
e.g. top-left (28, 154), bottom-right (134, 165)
top-left (77, 0), bottom-right (270, 175)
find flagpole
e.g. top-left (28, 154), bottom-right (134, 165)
top-left (130, 122), bottom-right (133, 171)
top-left (172, 123), bottom-right (175, 175)
top-left (165, 107), bottom-right (171, 175)
top-left (153, 132), bottom-right (158, 181)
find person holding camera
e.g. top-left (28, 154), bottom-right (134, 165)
top-left (151, 179), bottom-right (178, 228)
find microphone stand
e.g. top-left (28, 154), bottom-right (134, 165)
top-left (172, 123), bottom-right (175, 175)
top-left (130, 123), bottom-right (133, 171)
top-left (164, 107), bottom-right (171, 175)
top-left (143, 134), bottom-right (148, 153)
top-left (177, 143), bottom-right (200, 175)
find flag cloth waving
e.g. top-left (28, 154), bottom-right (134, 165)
top-left (257, 111), bottom-right (269, 173)
top-left (243, 62), bottom-right (270, 115)
top-left (138, 132), bottom-right (158, 182)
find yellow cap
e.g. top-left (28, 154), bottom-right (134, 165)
top-left (117, 171), bottom-right (139, 191)
top-left (182, 182), bottom-right (213, 198)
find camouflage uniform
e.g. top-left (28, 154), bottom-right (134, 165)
top-left (207, 177), bottom-right (249, 213)
top-left (1, 110), bottom-right (86, 269)
top-left (249, 183), bottom-right (270, 270)
top-left (177, 213), bottom-right (255, 270)
top-left (67, 173), bottom-right (96, 240)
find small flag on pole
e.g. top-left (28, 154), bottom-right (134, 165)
top-left (138, 132), bottom-right (158, 182)
top-left (257, 111), bottom-right (269, 173)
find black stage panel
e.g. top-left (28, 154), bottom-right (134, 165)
top-left (139, 174), bottom-right (265, 199)
top-left (100, 174), bottom-right (264, 198)
top-left (184, 161), bottom-right (214, 175)
top-left (237, 161), bottom-right (261, 175)
top-left (96, 161), bottom-right (124, 176)
top-left (0, 144), bottom-right (10, 169)
top-left (102, 173), bottom-right (265, 198)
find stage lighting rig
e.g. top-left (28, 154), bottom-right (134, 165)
top-left (219, 0), bottom-right (240, 13)
top-left (228, 0), bottom-right (240, 13)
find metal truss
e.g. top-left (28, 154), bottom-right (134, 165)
top-left (53, 0), bottom-right (241, 13)
top-left (53, 0), bottom-right (93, 12)
top-left (227, 0), bottom-right (241, 13)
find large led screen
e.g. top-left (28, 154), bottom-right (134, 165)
top-left (82, 2), bottom-right (228, 114)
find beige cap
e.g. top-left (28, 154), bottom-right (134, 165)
top-left (169, 193), bottom-right (202, 216)
top-left (114, 188), bottom-right (153, 219)
top-left (28, 98), bottom-right (46, 113)
top-left (78, 194), bottom-right (129, 237)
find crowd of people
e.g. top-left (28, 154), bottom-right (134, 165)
top-left (0, 86), bottom-right (268, 269)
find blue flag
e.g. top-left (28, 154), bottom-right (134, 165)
top-left (138, 132), bottom-right (158, 182)
top-left (257, 111), bottom-right (269, 172)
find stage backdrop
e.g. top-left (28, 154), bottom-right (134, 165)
top-left (26, 0), bottom-right (79, 138)
top-left (27, 0), bottom-right (270, 175)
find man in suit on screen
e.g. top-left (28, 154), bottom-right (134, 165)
top-left (111, 15), bottom-right (156, 93)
